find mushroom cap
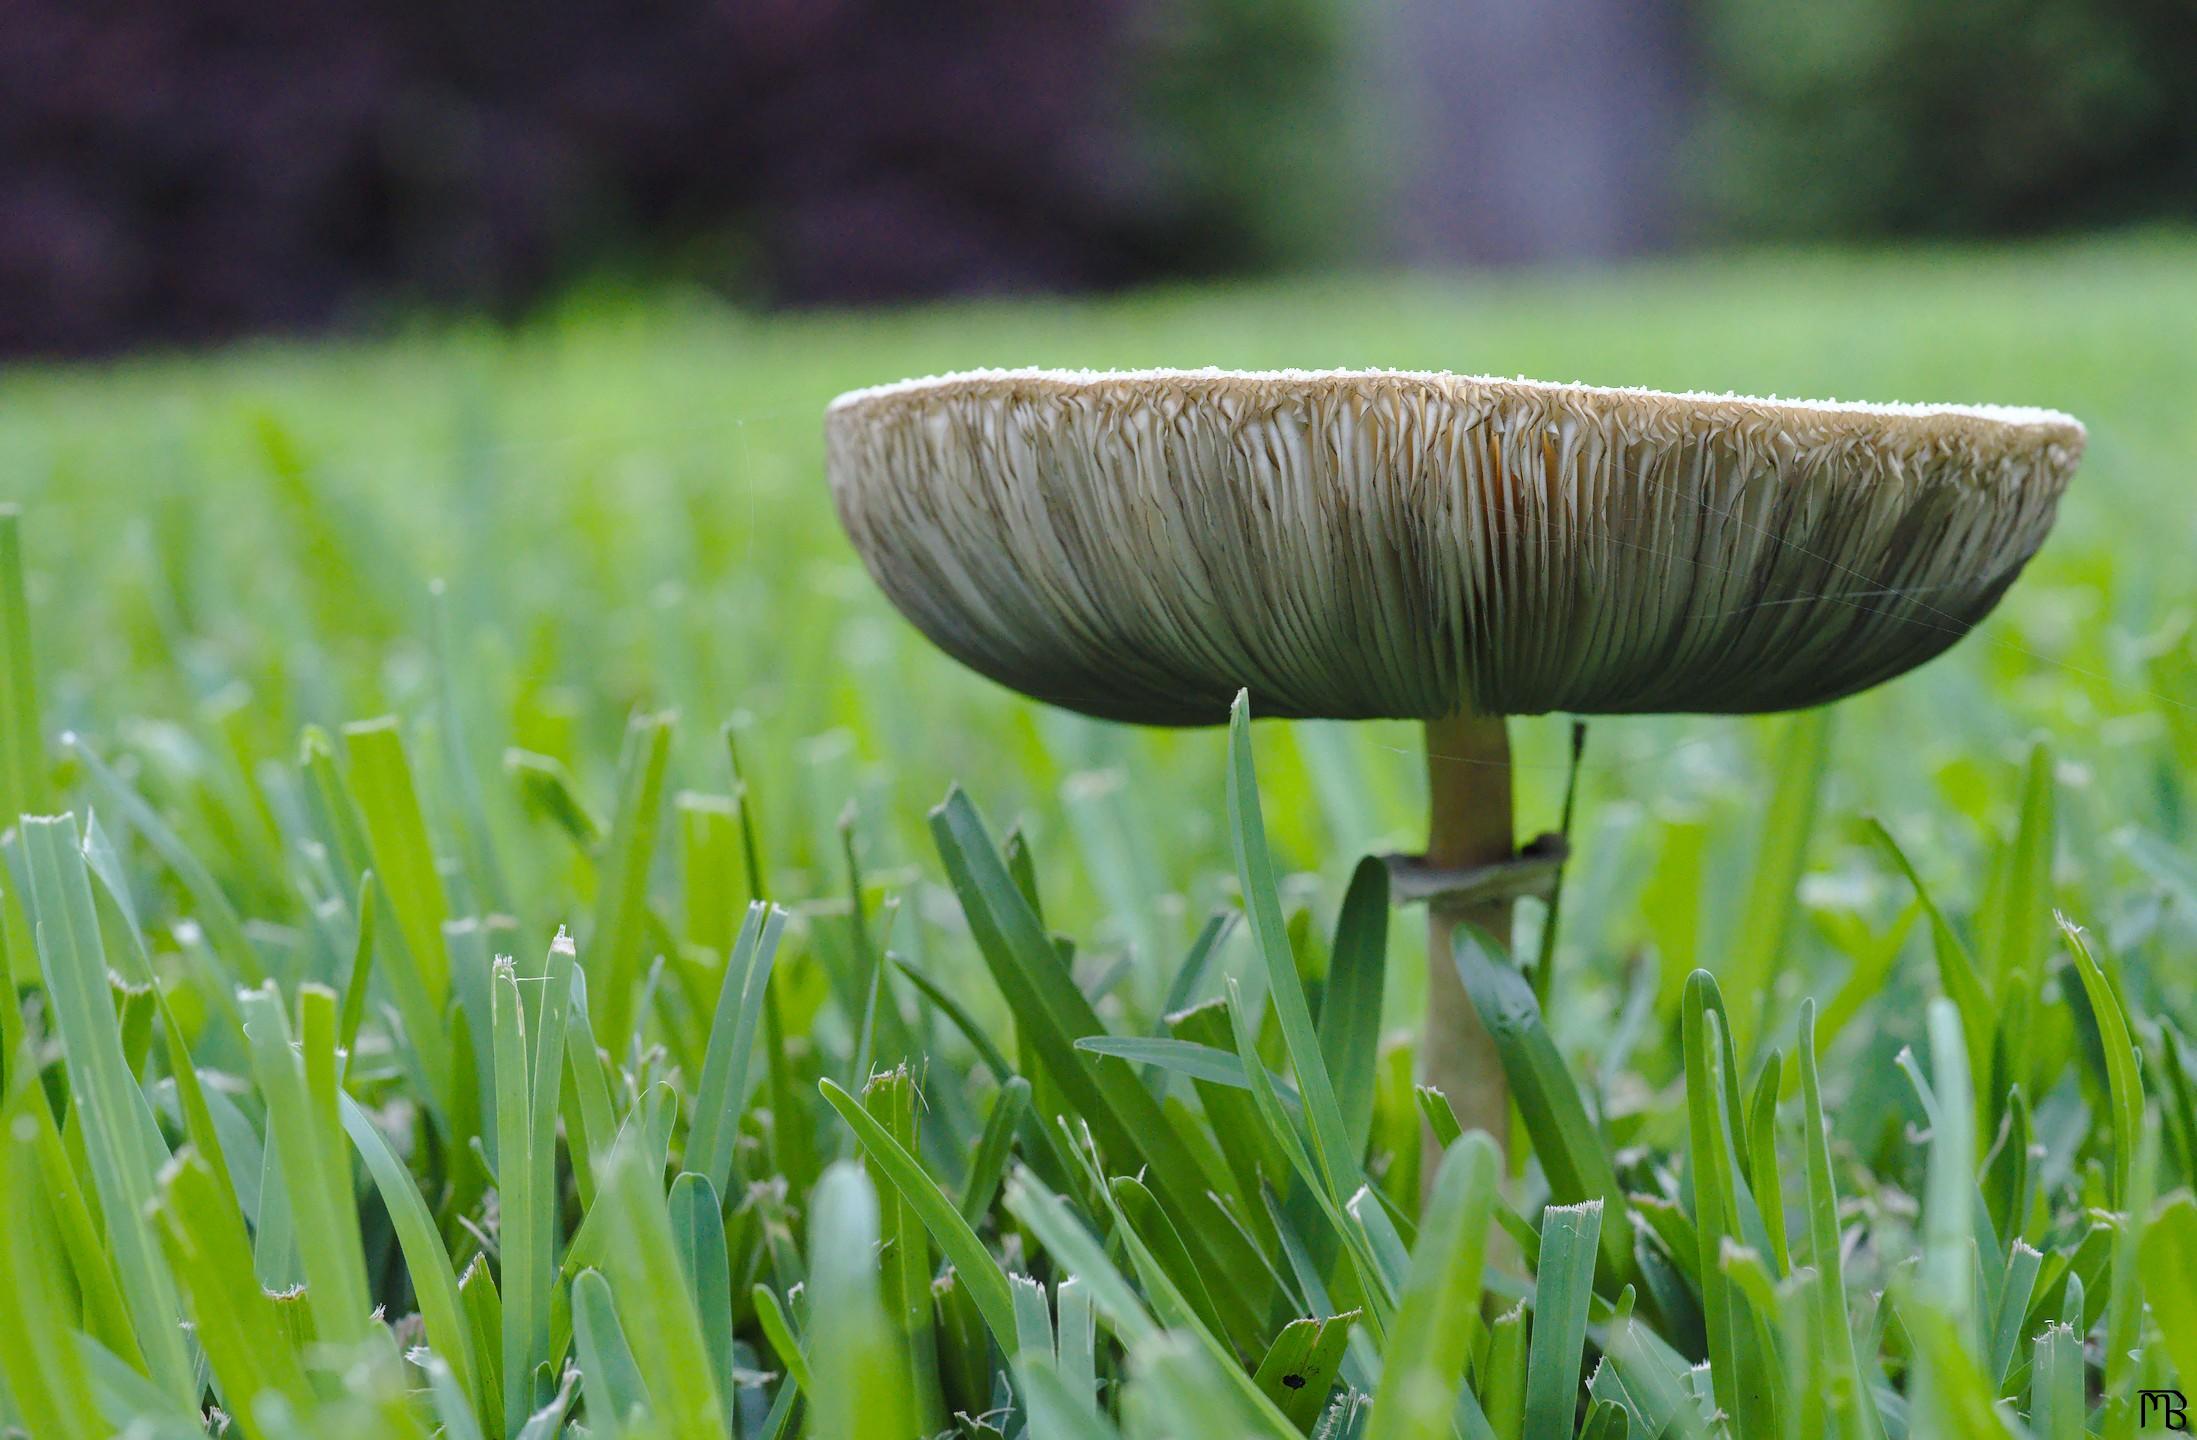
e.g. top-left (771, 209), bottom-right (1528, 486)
top-left (825, 368), bottom-right (2083, 725)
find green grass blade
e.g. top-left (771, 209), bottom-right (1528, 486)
top-left (2027, 1323), bottom-right (2084, 1440)
top-left (1725, 707), bottom-right (1830, 1054)
top-left (15, 813), bottom-right (195, 1404)
top-left (151, 1146), bottom-right (316, 1427)
top-left (2143, 1195), bottom-right (2197, 1400)
top-left (860, 1065), bottom-right (945, 1432)
top-left (820, 1075), bottom-right (1018, 1351)
top-left (1977, 742), bottom-right (2054, 1057)
top-left (753, 1281), bottom-right (814, 1395)
top-left (595, 1134), bottom-right (726, 1438)
top-left (1987, 1241), bottom-right (2041, 1391)
top-left (0, 507), bottom-right (47, 819)
top-left (1252, 1312), bottom-right (1355, 1431)
top-left (240, 980), bottom-right (374, 1347)
top-left (572, 1267), bottom-right (650, 1437)
top-left (1454, 927), bottom-right (1631, 1282)
top-left (1056, 1275), bottom-right (1099, 1420)
top-left (459, 1256), bottom-right (506, 1435)
top-left (0, 1084), bottom-right (103, 1440)
top-left (15, 1037), bottom-right (144, 1365)
top-left (1319, 855), bottom-right (1388, 1162)
top-left (340, 1091), bottom-right (479, 1421)
top-left (687, 901), bottom-right (786, 1196)
top-left (341, 718), bottom-right (454, 1107)
top-left (667, 1172), bottom-right (737, 1415)
top-left (492, 955), bottom-right (545, 1431)
top-left (958, 1074), bottom-right (1029, 1225)
top-left (1363, 1135), bottom-right (1499, 1440)
top-left (1680, 973), bottom-right (1774, 1438)
top-left (2058, 916), bottom-right (2140, 1208)
top-left (807, 1160), bottom-right (916, 1440)
top-left (1911, 997), bottom-right (1982, 1429)
top-left (1796, 1001), bottom-right (1883, 1440)
top-left (1225, 692), bottom-right (1364, 1203)
top-left (586, 711), bottom-right (674, 1043)
top-left (1524, 1201), bottom-right (1604, 1440)
top-left (1075, 1033), bottom-right (1304, 1107)
top-left (504, 748), bottom-right (603, 848)
top-left (1012, 1272), bottom-right (1054, 1361)
top-left (1480, 1301), bottom-right (1529, 1440)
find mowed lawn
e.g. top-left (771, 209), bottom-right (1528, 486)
top-left (4, 234), bottom-right (2193, 1030)
top-left (2, 231), bottom-right (2196, 1437)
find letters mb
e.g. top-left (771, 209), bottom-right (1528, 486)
top-left (2140, 1389), bottom-right (2189, 1431)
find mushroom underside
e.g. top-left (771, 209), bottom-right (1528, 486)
top-left (827, 373), bottom-right (2078, 724)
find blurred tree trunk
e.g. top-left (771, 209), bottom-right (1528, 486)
top-left (1369, 0), bottom-right (1693, 266)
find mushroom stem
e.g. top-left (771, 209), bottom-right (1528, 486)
top-left (1422, 707), bottom-right (1514, 1153)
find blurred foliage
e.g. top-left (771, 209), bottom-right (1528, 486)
top-left (1125, 0), bottom-right (1359, 275)
top-left (1692, 0), bottom-right (2197, 239)
top-left (0, 0), bottom-right (1354, 358)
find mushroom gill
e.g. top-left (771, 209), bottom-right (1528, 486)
top-left (826, 368), bottom-right (2083, 726)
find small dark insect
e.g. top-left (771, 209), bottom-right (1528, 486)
top-left (1281, 1374), bottom-right (1306, 1390)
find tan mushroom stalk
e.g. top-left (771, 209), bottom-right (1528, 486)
top-left (824, 368), bottom-right (2084, 1147)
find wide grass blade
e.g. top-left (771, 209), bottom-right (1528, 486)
top-left (807, 1160), bottom-right (916, 1440)
top-left (1796, 1000), bottom-right (1883, 1440)
top-left (1680, 971), bottom-right (1778, 1437)
top-left (1977, 743), bottom-right (2054, 1063)
top-left (0, 508), bottom-right (45, 820)
top-left (15, 813), bottom-right (195, 1405)
top-left (340, 1092), bottom-right (482, 1425)
top-left (1225, 692), bottom-right (1365, 1205)
top-left (152, 1146), bottom-right (316, 1428)
top-left (1252, 1311), bottom-right (1356, 1430)
top-left (343, 718), bottom-right (455, 1080)
top-left (240, 980), bottom-right (374, 1347)
top-left (821, 1075), bottom-right (1017, 1349)
top-left (594, 1135), bottom-right (726, 1438)
top-left (586, 711), bottom-right (674, 1044)
top-left (1454, 927), bottom-right (1630, 1283)
top-left (0, 1081), bottom-right (103, 1440)
top-left (667, 1173), bottom-right (736, 1418)
top-left (687, 901), bottom-right (787, 1196)
top-left (2058, 916), bottom-right (2140, 1208)
top-left (1524, 1201), bottom-right (1604, 1440)
top-left (2143, 1194), bottom-right (2197, 1398)
top-left (573, 1267), bottom-right (650, 1436)
top-left (1363, 1135), bottom-right (1500, 1440)
top-left (1319, 855), bottom-right (1389, 1162)
top-left (493, 930), bottom-right (576, 1434)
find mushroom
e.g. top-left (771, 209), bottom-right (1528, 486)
top-left (824, 367), bottom-right (2083, 1147)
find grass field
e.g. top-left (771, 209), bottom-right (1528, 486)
top-left (1, 233), bottom-right (2196, 1437)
